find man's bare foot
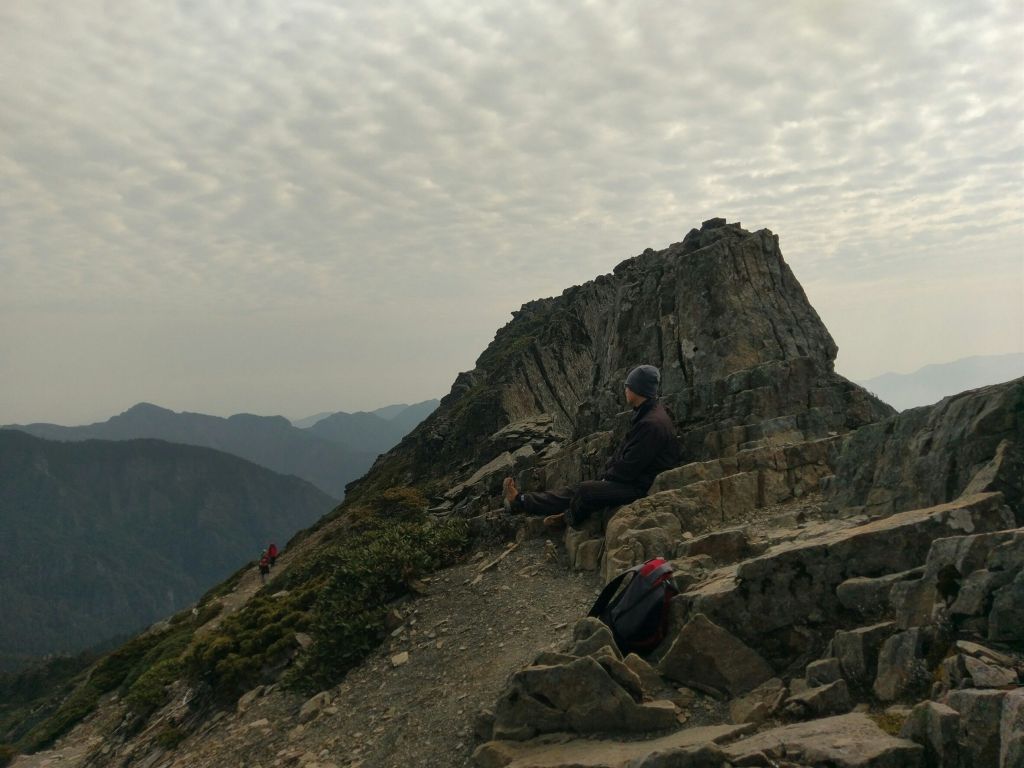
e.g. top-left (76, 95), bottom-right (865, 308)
top-left (502, 476), bottom-right (518, 504)
top-left (502, 477), bottom-right (518, 513)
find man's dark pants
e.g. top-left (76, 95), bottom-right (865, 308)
top-left (518, 480), bottom-right (642, 525)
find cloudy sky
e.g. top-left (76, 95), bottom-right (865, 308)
top-left (2, 0), bottom-right (1022, 425)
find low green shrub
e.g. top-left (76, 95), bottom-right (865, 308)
top-left (18, 680), bottom-right (101, 751)
top-left (154, 726), bottom-right (186, 750)
top-left (183, 585), bottom-right (317, 698)
top-left (0, 744), bottom-right (16, 767)
top-left (185, 491), bottom-right (467, 697)
top-left (125, 658), bottom-right (182, 716)
top-left (193, 600), bottom-right (224, 626)
top-left (0, 653), bottom-right (96, 745)
top-left (292, 514), bottom-right (467, 690)
top-left (17, 622), bottom-right (195, 752)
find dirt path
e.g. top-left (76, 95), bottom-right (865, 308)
top-left (160, 536), bottom-right (600, 768)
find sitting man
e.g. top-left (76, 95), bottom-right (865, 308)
top-left (503, 364), bottom-right (680, 528)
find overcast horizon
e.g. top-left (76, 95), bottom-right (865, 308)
top-left (3, 0), bottom-right (1022, 426)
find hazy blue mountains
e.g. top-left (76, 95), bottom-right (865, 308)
top-left (302, 399), bottom-right (440, 455)
top-left (4, 403), bottom-right (373, 499)
top-left (0, 430), bottom-right (336, 671)
top-left (5, 400), bottom-right (440, 499)
top-left (858, 353), bottom-right (1024, 411)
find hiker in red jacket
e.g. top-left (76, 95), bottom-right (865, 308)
top-left (503, 365), bottom-right (679, 529)
top-left (267, 543), bottom-right (279, 567)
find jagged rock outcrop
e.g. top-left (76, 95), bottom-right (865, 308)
top-left (478, 372), bottom-right (1023, 767)
top-left (349, 219), bottom-right (893, 511)
top-left (825, 379), bottom-right (1024, 518)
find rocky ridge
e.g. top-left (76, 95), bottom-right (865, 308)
top-left (7, 220), bottom-right (1022, 768)
top-left (474, 377), bottom-right (1023, 767)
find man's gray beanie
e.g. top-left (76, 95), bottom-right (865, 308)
top-left (625, 365), bottom-right (660, 399)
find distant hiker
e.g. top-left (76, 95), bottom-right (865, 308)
top-left (267, 543), bottom-right (279, 567)
top-left (503, 364), bottom-right (679, 529)
top-left (258, 553), bottom-right (271, 583)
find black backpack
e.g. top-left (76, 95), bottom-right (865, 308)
top-left (588, 557), bottom-right (677, 656)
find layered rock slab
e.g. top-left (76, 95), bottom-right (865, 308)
top-left (491, 656), bottom-right (676, 741)
top-left (678, 492), bottom-right (1014, 658)
top-left (826, 378), bottom-right (1023, 518)
top-left (473, 723), bottom-right (750, 768)
top-left (657, 613), bottom-right (773, 696)
top-left (723, 713), bottom-right (924, 768)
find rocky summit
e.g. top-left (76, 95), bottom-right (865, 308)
top-left (6, 219), bottom-right (1021, 768)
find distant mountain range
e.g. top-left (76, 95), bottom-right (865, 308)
top-left (2, 400), bottom-right (438, 498)
top-left (857, 353), bottom-right (1024, 411)
top-left (0, 430), bottom-right (336, 672)
top-left (290, 400), bottom-right (439, 432)
top-left (303, 400), bottom-right (439, 455)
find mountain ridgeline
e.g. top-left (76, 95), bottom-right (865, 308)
top-left (857, 352), bottom-right (1024, 411)
top-left (4, 400), bottom-right (438, 500)
top-left (0, 430), bottom-right (335, 672)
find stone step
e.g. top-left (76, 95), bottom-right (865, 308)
top-left (649, 435), bottom-right (840, 509)
top-left (473, 723), bottom-right (750, 768)
top-left (723, 712), bottom-right (924, 767)
top-left (474, 712), bottom-right (928, 768)
top-left (598, 437), bottom-right (843, 580)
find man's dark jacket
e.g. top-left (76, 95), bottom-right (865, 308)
top-left (602, 398), bottom-right (680, 493)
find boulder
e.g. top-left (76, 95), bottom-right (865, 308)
top-left (988, 530), bottom-right (1024, 571)
top-left (678, 526), bottom-right (751, 564)
top-left (564, 506), bottom-right (604, 566)
top-left (893, 528), bottom-right (1021, 630)
top-left (465, 452), bottom-right (515, 492)
top-left (899, 701), bottom-right (959, 768)
top-left (592, 646), bottom-right (645, 701)
top-left (936, 654), bottom-right (971, 693)
top-left (570, 617), bottom-right (621, 659)
top-left (472, 723), bottom-right (749, 768)
top-left (955, 639), bottom-right (1015, 668)
top-left (947, 688), bottom-right (1006, 768)
top-left (657, 614), bottom-right (773, 697)
top-left (962, 655), bottom-right (1018, 688)
top-left (989, 570), bottom-right (1024, 644)
top-left (623, 653), bottom-right (667, 697)
top-left (784, 679), bottom-right (852, 718)
top-left (950, 568), bottom-right (1013, 619)
top-left (491, 656), bottom-right (676, 740)
top-left (832, 622), bottom-right (896, 687)
top-left (236, 685), bottom-right (265, 713)
top-left (836, 569), bottom-right (924, 619)
top-left (806, 657), bottom-right (842, 687)
top-left (532, 651), bottom-right (577, 667)
top-left (603, 503), bottom-right (684, 581)
top-left (873, 628), bottom-right (930, 702)
top-left (728, 678), bottom-right (786, 725)
top-left (1002, 688), bottom-right (1024, 768)
top-left (538, 431), bottom-right (614, 491)
top-left (297, 691), bottom-right (331, 724)
top-left (723, 712), bottom-right (924, 767)
top-left (489, 414), bottom-right (565, 452)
